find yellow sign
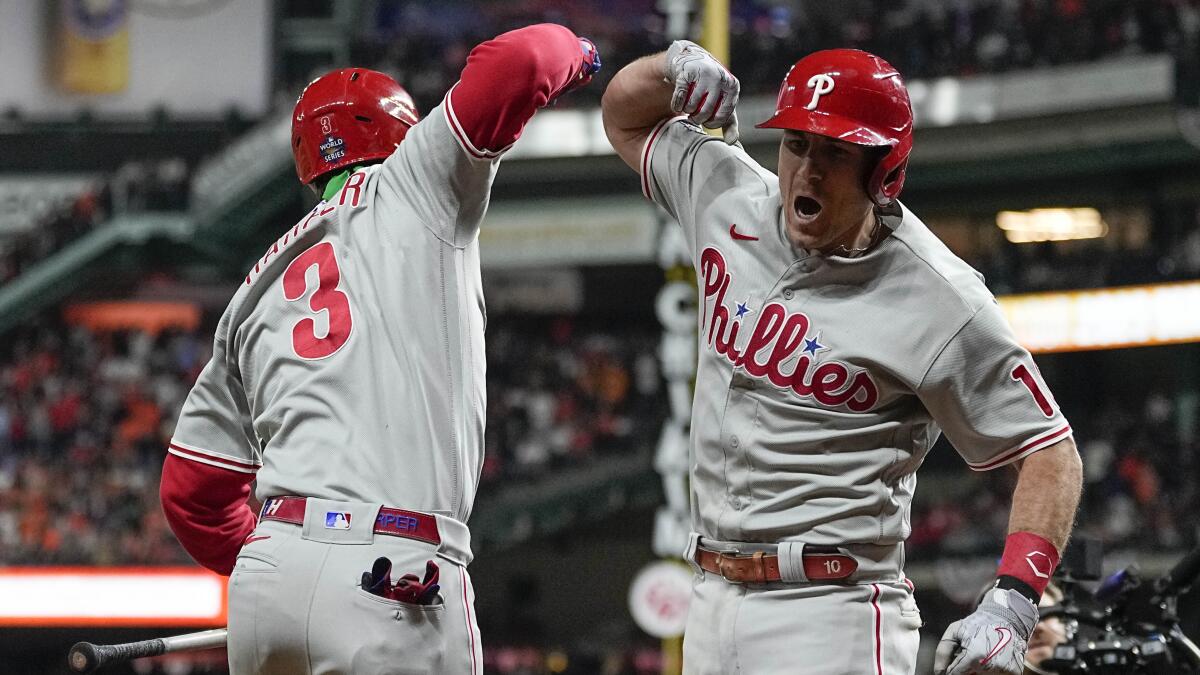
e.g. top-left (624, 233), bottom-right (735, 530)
top-left (56, 0), bottom-right (130, 94)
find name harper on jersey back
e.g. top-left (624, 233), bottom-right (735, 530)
top-left (243, 171), bottom-right (368, 288)
top-left (699, 246), bottom-right (879, 412)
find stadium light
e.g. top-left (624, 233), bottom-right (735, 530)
top-left (998, 281), bottom-right (1200, 353)
top-left (0, 568), bottom-right (227, 627)
top-left (996, 208), bottom-right (1108, 243)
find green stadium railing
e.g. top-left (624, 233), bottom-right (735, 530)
top-left (0, 214), bottom-right (193, 335)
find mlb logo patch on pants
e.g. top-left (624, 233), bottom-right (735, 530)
top-left (325, 512), bottom-right (352, 529)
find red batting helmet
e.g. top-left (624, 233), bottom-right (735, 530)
top-left (291, 68), bottom-right (420, 185)
top-left (757, 49), bottom-right (913, 206)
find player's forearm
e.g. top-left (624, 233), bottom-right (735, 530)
top-left (1007, 437), bottom-right (1082, 551)
top-left (160, 453), bottom-right (257, 576)
top-left (450, 23), bottom-right (592, 153)
top-left (601, 53), bottom-right (675, 167)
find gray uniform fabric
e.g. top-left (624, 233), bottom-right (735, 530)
top-left (172, 100), bottom-right (490, 521)
top-left (171, 99), bottom-right (497, 674)
top-left (640, 117), bottom-right (1071, 674)
top-left (228, 512), bottom-right (481, 675)
top-left (683, 576), bottom-right (922, 675)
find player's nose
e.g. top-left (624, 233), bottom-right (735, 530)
top-left (795, 157), bottom-right (823, 184)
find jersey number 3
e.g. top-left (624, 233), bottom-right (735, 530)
top-left (1011, 363), bottom-right (1055, 418)
top-left (283, 242), bottom-right (353, 359)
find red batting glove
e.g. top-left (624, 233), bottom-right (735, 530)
top-left (561, 37), bottom-right (602, 95)
top-left (385, 560), bottom-right (441, 605)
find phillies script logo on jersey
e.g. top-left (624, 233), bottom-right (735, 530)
top-left (700, 247), bottom-right (879, 412)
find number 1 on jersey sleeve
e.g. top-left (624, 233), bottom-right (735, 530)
top-left (1010, 363), bottom-right (1056, 418)
top-left (282, 241), bottom-right (353, 360)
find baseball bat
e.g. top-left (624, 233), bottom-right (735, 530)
top-left (68, 627), bottom-right (228, 673)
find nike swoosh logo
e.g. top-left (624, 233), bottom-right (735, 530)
top-left (979, 626), bottom-right (1013, 665)
top-left (243, 535), bottom-right (271, 545)
top-left (729, 224), bottom-right (758, 241)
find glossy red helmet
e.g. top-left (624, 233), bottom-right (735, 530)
top-left (291, 68), bottom-right (420, 185)
top-left (757, 49), bottom-right (913, 206)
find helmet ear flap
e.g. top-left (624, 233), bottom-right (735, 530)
top-left (862, 147), bottom-right (895, 207)
top-left (868, 157), bottom-right (907, 206)
top-left (866, 130), bottom-right (912, 206)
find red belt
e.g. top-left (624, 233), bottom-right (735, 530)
top-left (694, 545), bottom-right (858, 584)
top-left (260, 496), bottom-right (442, 546)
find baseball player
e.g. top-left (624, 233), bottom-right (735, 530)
top-left (157, 24), bottom-right (600, 675)
top-left (602, 44), bottom-right (1083, 674)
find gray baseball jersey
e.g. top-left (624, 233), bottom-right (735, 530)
top-left (641, 117), bottom-right (1072, 548)
top-left (169, 100), bottom-right (493, 525)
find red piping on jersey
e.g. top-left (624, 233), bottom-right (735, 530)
top-left (444, 87), bottom-right (505, 160)
top-left (461, 566), bottom-right (479, 674)
top-left (640, 117), bottom-right (677, 199)
top-left (870, 583), bottom-right (883, 675)
top-left (160, 453), bottom-right (257, 576)
top-left (168, 442), bottom-right (261, 472)
top-left (969, 423), bottom-right (1072, 471)
top-left (445, 23), bottom-right (591, 157)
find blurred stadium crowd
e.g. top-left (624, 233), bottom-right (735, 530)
top-left (8, 1), bottom-right (1200, 291)
top-left (349, 0), bottom-right (1200, 111)
top-left (909, 387), bottom-right (1200, 558)
top-left (2, 318), bottom-right (1196, 567)
top-left (7, 177), bottom-right (1200, 301)
top-left (0, 158), bottom-right (189, 283)
top-left (0, 317), bottom-right (662, 567)
top-left (482, 318), bottom-right (664, 488)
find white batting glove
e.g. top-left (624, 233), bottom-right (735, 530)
top-left (664, 40), bottom-right (740, 140)
top-left (934, 587), bottom-right (1040, 675)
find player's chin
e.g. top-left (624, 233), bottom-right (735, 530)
top-left (785, 215), bottom-right (828, 251)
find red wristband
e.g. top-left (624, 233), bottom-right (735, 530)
top-left (997, 531), bottom-right (1060, 597)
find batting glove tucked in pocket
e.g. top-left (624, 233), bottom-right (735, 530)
top-left (664, 40), bottom-right (740, 140)
top-left (934, 586), bottom-right (1039, 675)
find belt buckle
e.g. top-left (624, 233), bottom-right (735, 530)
top-left (716, 550), bottom-right (767, 584)
top-left (715, 552), bottom-right (736, 582)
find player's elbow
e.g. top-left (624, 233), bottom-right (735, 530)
top-left (159, 454), bottom-right (189, 512)
top-left (601, 78), bottom-right (648, 171)
top-left (159, 454), bottom-right (200, 533)
top-left (1020, 437), bottom-right (1082, 490)
top-left (600, 65), bottom-right (636, 134)
top-left (1051, 436), bottom-right (1082, 482)
top-left (476, 23), bottom-right (573, 92)
top-left (1060, 438), bottom-right (1083, 491)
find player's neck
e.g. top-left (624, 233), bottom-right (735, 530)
top-left (321, 170), bottom-right (353, 201)
top-left (821, 211), bottom-right (881, 258)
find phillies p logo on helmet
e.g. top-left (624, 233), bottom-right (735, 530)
top-left (805, 74), bottom-right (835, 110)
top-left (757, 49), bottom-right (914, 206)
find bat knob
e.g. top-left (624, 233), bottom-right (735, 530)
top-left (68, 642), bottom-right (99, 673)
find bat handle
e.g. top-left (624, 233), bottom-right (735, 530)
top-left (68, 638), bottom-right (166, 673)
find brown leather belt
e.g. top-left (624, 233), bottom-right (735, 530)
top-left (259, 496), bottom-right (442, 546)
top-left (694, 545), bottom-right (858, 584)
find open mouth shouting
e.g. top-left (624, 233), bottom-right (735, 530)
top-left (793, 194), bottom-right (823, 226)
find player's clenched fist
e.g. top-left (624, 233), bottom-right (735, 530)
top-left (575, 38), bottom-right (602, 87)
top-left (664, 40), bottom-right (739, 135)
top-left (934, 587), bottom-right (1040, 675)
